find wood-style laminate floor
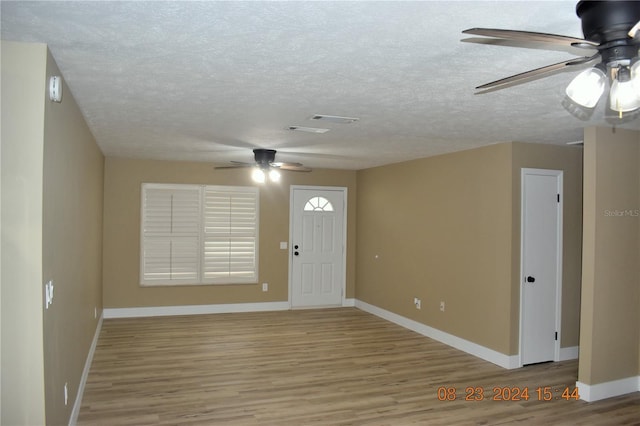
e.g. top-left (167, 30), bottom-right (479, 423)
top-left (78, 308), bottom-right (639, 425)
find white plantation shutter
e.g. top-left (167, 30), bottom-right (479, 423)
top-left (203, 186), bottom-right (258, 283)
top-left (140, 183), bottom-right (258, 285)
top-left (141, 185), bottom-right (201, 284)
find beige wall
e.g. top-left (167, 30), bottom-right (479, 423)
top-left (356, 142), bottom-right (583, 356)
top-left (41, 49), bottom-right (105, 424)
top-left (102, 158), bottom-right (356, 308)
top-left (356, 143), bottom-right (514, 354)
top-left (1, 41), bottom-right (48, 426)
top-left (579, 127), bottom-right (640, 385)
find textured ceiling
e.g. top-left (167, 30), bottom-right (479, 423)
top-left (2, 1), bottom-right (638, 170)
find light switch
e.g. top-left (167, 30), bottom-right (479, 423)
top-left (45, 280), bottom-right (54, 309)
top-left (280, 242), bottom-right (288, 250)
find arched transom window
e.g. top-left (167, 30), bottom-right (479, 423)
top-left (304, 196), bottom-right (334, 212)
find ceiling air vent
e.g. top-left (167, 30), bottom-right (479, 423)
top-left (310, 114), bottom-right (359, 124)
top-left (287, 126), bottom-right (330, 134)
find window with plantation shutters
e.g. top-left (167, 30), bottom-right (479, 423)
top-left (203, 186), bottom-right (258, 283)
top-left (140, 183), bottom-right (258, 286)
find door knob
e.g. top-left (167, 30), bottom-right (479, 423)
top-left (526, 276), bottom-right (535, 283)
top-left (294, 251), bottom-right (299, 256)
top-left (294, 245), bottom-right (299, 249)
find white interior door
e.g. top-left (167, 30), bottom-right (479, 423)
top-left (290, 187), bottom-right (346, 308)
top-left (520, 168), bottom-right (563, 365)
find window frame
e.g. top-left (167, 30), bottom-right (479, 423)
top-left (140, 183), bottom-right (259, 286)
top-left (304, 196), bottom-right (334, 212)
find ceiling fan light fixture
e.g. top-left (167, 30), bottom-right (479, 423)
top-left (268, 169), bottom-right (281, 182)
top-left (565, 66), bottom-right (607, 108)
top-left (631, 59), bottom-right (640, 95)
top-left (609, 81), bottom-right (640, 113)
top-left (252, 168), bottom-right (266, 183)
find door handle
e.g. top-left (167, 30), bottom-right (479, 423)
top-left (526, 276), bottom-right (535, 283)
top-left (294, 251), bottom-right (299, 256)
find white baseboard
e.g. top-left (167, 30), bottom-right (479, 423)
top-left (559, 345), bottom-right (579, 361)
top-left (343, 298), bottom-right (355, 307)
top-left (576, 376), bottom-right (640, 402)
top-left (69, 313), bottom-right (103, 426)
top-left (355, 300), bottom-right (519, 369)
top-left (103, 301), bottom-right (290, 319)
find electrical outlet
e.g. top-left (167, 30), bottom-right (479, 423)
top-left (440, 301), bottom-right (445, 312)
top-left (262, 283), bottom-right (268, 292)
top-left (64, 382), bottom-right (68, 406)
top-left (414, 297), bottom-right (421, 310)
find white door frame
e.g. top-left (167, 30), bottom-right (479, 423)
top-left (518, 168), bottom-right (563, 367)
top-left (288, 185), bottom-right (348, 308)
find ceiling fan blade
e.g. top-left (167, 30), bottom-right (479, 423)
top-left (462, 28), bottom-right (598, 49)
top-left (629, 20), bottom-right (640, 38)
top-left (214, 161), bottom-right (254, 169)
top-left (272, 162), bottom-right (304, 168)
top-left (475, 54), bottom-right (600, 91)
top-left (461, 37), bottom-right (595, 57)
top-left (278, 164), bottom-right (312, 172)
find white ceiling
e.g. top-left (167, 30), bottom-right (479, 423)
top-left (2, 1), bottom-right (638, 170)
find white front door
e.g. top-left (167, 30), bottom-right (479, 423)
top-left (520, 168), bottom-right (563, 365)
top-left (290, 186), bottom-right (346, 308)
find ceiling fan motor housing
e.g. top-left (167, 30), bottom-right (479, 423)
top-left (253, 149), bottom-right (277, 167)
top-left (577, 0), bottom-right (640, 64)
